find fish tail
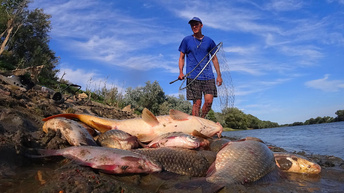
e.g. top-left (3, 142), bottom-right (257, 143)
top-left (43, 114), bottom-right (116, 133)
top-left (42, 114), bottom-right (80, 121)
top-left (26, 148), bottom-right (61, 158)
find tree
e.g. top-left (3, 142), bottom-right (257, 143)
top-left (335, 110), bottom-right (344, 122)
top-left (0, 0), bottom-right (59, 86)
top-left (246, 114), bottom-right (261, 129)
top-left (0, 0), bottom-right (28, 55)
top-left (206, 109), bottom-right (217, 123)
top-left (124, 81), bottom-right (166, 115)
top-left (222, 107), bottom-right (248, 130)
top-left (159, 94), bottom-right (192, 115)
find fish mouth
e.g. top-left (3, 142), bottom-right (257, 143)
top-left (196, 118), bottom-right (223, 138)
top-left (216, 122), bottom-right (223, 138)
top-left (303, 163), bottom-right (321, 174)
top-left (199, 139), bottom-right (210, 148)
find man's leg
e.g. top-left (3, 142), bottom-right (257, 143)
top-left (201, 94), bottom-right (214, 118)
top-left (192, 99), bottom-right (202, 116)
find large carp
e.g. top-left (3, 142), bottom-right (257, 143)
top-left (31, 146), bottom-right (162, 174)
top-left (206, 140), bottom-right (277, 185)
top-left (42, 108), bottom-right (223, 142)
top-left (97, 129), bottom-right (139, 150)
top-left (132, 147), bottom-right (216, 177)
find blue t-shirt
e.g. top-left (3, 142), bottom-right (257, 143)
top-left (178, 35), bottom-right (216, 80)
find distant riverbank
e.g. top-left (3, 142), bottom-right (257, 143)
top-left (223, 122), bottom-right (344, 159)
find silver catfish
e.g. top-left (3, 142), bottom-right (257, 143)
top-left (42, 117), bottom-right (97, 146)
top-left (42, 108), bottom-right (223, 143)
top-left (32, 146), bottom-right (162, 174)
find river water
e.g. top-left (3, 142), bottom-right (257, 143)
top-left (222, 121), bottom-right (344, 159)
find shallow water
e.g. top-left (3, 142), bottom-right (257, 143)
top-left (223, 122), bottom-right (344, 159)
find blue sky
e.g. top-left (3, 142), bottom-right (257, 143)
top-left (29, 0), bottom-right (344, 124)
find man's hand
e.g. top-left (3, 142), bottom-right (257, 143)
top-left (178, 73), bottom-right (185, 80)
top-left (217, 76), bottom-right (223, 86)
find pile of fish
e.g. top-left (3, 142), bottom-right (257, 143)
top-left (34, 108), bottom-right (321, 190)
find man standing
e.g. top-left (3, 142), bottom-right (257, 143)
top-left (178, 17), bottom-right (222, 118)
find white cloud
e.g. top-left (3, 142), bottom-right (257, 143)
top-left (235, 78), bottom-right (290, 96)
top-left (279, 45), bottom-right (324, 65)
top-left (265, 0), bottom-right (304, 12)
top-left (224, 46), bottom-right (258, 55)
top-left (327, 0), bottom-right (344, 5)
top-left (305, 74), bottom-right (344, 92)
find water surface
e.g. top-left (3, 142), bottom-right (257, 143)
top-left (223, 122), bottom-right (344, 159)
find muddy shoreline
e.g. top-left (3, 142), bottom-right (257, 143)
top-left (1, 81), bottom-right (344, 193)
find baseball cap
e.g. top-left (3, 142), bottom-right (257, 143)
top-left (188, 17), bottom-right (202, 24)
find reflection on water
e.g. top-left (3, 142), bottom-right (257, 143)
top-left (223, 122), bottom-right (344, 159)
top-left (0, 162), bottom-right (57, 193)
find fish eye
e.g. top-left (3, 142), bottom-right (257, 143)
top-left (187, 136), bottom-right (196, 142)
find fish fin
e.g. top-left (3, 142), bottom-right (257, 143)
top-left (90, 120), bottom-right (112, 133)
top-left (192, 130), bottom-right (210, 139)
top-left (26, 149), bottom-right (61, 158)
top-left (97, 165), bottom-right (119, 173)
top-left (169, 109), bottom-right (189, 120)
top-left (206, 161), bottom-right (218, 177)
top-left (142, 108), bottom-right (159, 126)
top-left (85, 137), bottom-right (97, 146)
top-left (137, 133), bottom-right (156, 143)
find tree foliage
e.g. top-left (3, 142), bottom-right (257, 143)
top-left (214, 107), bottom-right (279, 130)
top-left (335, 110), bottom-right (344, 122)
top-left (159, 94), bottom-right (192, 115)
top-left (0, 0), bottom-right (28, 55)
top-left (0, 0), bottom-right (59, 86)
top-left (124, 81), bottom-right (166, 115)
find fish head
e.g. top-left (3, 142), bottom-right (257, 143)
top-left (141, 157), bottom-right (162, 173)
top-left (195, 117), bottom-right (223, 138)
top-left (164, 134), bottom-right (203, 149)
top-left (292, 157), bottom-right (321, 174)
top-left (275, 154), bottom-right (321, 174)
top-left (149, 133), bottom-right (203, 149)
top-left (181, 135), bottom-right (203, 149)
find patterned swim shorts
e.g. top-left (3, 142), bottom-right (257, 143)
top-left (186, 78), bottom-right (217, 100)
